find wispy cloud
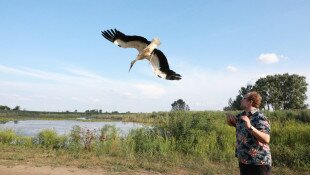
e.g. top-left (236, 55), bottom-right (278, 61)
top-left (226, 65), bottom-right (238, 72)
top-left (132, 84), bottom-right (166, 99)
top-left (0, 64), bottom-right (113, 85)
top-left (65, 67), bottom-right (109, 81)
top-left (0, 64), bottom-right (169, 112)
top-left (1, 63), bottom-right (309, 112)
top-left (257, 53), bottom-right (281, 64)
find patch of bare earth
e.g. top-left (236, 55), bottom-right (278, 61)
top-left (0, 164), bottom-right (190, 175)
top-left (0, 165), bottom-right (170, 175)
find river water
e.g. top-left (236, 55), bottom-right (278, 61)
top-left (0, 119), bottom-right (144, 137)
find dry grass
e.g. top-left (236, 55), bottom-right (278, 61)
top-left (1, 144), bottom-right (309, 175)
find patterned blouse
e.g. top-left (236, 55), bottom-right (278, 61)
top-left (235, 110), bottom-right (272, 166)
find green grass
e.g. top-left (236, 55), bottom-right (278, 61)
top-left (271, 121), bottom-right (310, 169)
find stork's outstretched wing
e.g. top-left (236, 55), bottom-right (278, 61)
top-left (148, 49), bottom-right (182, 80)
top-left (102, 29), bottom-right (150, 52)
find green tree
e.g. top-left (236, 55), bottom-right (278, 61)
top-left (171, 99), bottom-right (190, 111)
top-left (253, 73), bottom-right (308, 110)
top-left (225, 73), bottom-right (308, 110)
top-left (13, 106), bottom-right (20, 111)
top-left (223, 98), bottom-right (234, 111)
top-left (0, 105), bottom-right (11, 110)
top-left (223, 85), bottom-right (253, 111)
top-left (252, 77), bottom-right (270, 110)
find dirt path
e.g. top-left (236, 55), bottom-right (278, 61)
top-left (0, 165), bottom-right (160, 175)
top-left (0, 165), bottom-right (108, 175)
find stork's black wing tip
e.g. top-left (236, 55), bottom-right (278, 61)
top-left (101, 29), bottom-right (118, 42)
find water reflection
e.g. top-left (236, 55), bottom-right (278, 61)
top-left (0, 120), bottom-right (144, 137)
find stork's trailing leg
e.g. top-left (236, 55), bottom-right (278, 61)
top-left (129, 59), bottom-right (137, 72)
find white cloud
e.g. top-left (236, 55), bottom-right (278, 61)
top-left (279, 55), bottom-right (289, 61)
top-left (257, 53), bottom-right (280, 64)
top-left (226, 65), bottom-right (238, 72)
top-left (1, 63), bottom-right (309, 112)
top-left (0, 64), bottom-right (170, 112)
top-left (65, 67), bottom-right (109, 81)
top-left (162, 67), bottom-right (249, 110)
top-left (132, 84), bottom-right (166, 99)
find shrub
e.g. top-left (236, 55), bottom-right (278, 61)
top-left (94, 125), bottom-right (122, 156)
top-left (35, 129), bottom-right (67, 149)
top-left (15, 136), bottom-right (33, 147)
top-left (70, 125), bottom-right (82, 143)
top-left (0, 129), bottom-right (17, 144)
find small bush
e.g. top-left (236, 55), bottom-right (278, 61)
top-left (0, 129), bottom-right (17, 144)
top-left (70, 125), bottom-right (82, 143)
top-left (298, 110), bottom-right (310, 123)
top-left (15, 136), bottom-right (33, 147)
top-left (94, 125), bottom-right (123, 156)
top-left (99, 125), bottom-right (119, 141)
top-left (35, 129), bottom-right (67, 149)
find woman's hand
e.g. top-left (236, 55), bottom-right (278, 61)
top-left (240, 115), bottom-right (251, 129)
top-left (240, 115), bottom-right (270, 144)
top-left (226, 114), bottom-right (237, 127)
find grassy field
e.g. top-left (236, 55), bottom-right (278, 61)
top-left (0, 110), bottom-right (310, 174)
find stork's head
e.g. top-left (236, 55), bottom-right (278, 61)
top-left (152, 38), bottom-right (161, 46)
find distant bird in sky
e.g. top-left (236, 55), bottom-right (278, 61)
top-left (101, 29), bottom-right (182, 80)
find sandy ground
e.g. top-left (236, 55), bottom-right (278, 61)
top-left (0, 165), bottom-right (108, 175)
top-left (0, 165), bottom-right (160, 175)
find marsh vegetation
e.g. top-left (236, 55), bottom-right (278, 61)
top-left (0, 110), bottom-right (310, 174)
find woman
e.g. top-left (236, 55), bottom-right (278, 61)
top-left (227, 91), bottom-right (272, 175)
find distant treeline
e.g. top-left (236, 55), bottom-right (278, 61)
top-left (0, 105), bottom-right (21, 111)
top-left (0, 105), bottom-right (131, 115)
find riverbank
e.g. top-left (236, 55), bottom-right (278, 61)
top-left (0, 110), bottom-right (161, 124)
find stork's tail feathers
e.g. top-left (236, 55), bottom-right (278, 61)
top-left (163, 69), bottom-right (182, 80)
top-left (167, 73), bottom-right (182, 80)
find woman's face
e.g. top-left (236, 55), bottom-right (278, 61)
top-left (241, 94), bottom-right (251, 109)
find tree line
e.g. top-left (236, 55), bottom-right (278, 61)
top-left (224, 73), bottom-right (308, 110)
top-left (0, 105), bottom-right (20, 111)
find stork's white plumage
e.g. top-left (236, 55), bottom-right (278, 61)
top-left (101, 29), bottom-right (181, 80)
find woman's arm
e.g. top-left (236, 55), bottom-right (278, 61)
top-left (248, 125), bottom-right (270, 144)
top-left (241, 115), bottom-right (270, 144)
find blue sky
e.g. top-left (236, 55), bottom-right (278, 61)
top-left (1, 1), bottom-right (310, 112)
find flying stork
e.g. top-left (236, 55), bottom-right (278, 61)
top-left (101, 29), bottom-right (182, 80)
